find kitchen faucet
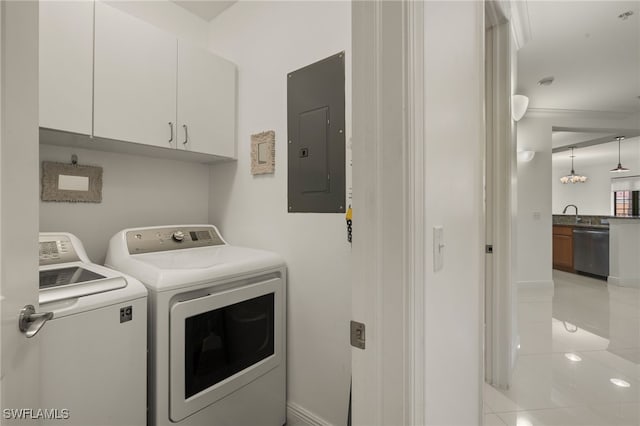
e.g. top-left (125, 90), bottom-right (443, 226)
top-left (562, 204), bottom-right (580, 223)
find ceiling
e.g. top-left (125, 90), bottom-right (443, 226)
top-left (170, 0), bottom-right (236, 21)
top-left (518, 1), bottom-right (640, 113)
top-left (551, 127), bottom-right (640, 151)
top-left (552, 130), bottom-right (619, 149)
top-left (552, 136), bottom-right (640, 169)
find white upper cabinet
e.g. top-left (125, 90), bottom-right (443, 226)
top-left (93, 1), bottom-right (177, 149)
top-left (39, 1), bottom-right (237, 161)
top-left (177, 42), bottom-right (237, 158)
top-left (39, 1), bottom-right (94, 135)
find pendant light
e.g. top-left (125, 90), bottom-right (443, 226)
top-left (560, 147), bottom-right (588, 184)
top-left (610, 136), bottom-right (629, 173)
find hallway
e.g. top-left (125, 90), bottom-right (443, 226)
top-left (484, 271), bottom-right (640, 425)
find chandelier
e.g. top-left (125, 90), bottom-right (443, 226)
top-left (560, 147), bottom-right (588, 184)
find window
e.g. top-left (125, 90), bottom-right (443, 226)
top-left (614, 190), bottom-right (639, 217)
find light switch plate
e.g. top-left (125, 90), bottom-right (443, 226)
top-left (433, 226), bottom-right (444, 272)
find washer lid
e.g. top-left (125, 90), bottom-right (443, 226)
top-left (39, 263), bottom-right (128, 305)
top-left (40, 266), bottom-right (107, 289)
top-left (38, 262), bottom-right (147, 318)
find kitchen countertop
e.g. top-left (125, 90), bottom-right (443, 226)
top-left (553, 223), bottom-right (610, 230)
top-left (553, 214), bottom-right (640, 229)
top-left (553, 214), bottom-right (610, 229)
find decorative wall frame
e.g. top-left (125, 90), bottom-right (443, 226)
top-left (251, 130), bottom-right (275, 175)
top-left (41, 160), bottom-right (103, 203)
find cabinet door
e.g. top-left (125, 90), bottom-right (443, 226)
top-left (177, 42), bottom-right (236, 158)
top-left (39, 1), bottom-right (93, 135)
top-left (553, 233), bottom-right (574, 271)
top-left (94, 1), bottom-right (177, 148)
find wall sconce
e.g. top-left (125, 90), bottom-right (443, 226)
top-left (517, 150), bottom-right (536, 162)
top-left (512, 94), bottom-right (529, 122)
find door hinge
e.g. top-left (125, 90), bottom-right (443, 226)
top-left (350, 320), bottom-right (365, 349)
top-left (485, 244), bottom-right (493, 254)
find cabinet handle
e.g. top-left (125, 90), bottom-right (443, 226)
top-left (182, 124), bottom-right (189, 145)
top-left (168, 122), bottom-right (174, 144)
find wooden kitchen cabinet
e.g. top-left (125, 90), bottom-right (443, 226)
top-left (39, 1), bottom-right (94, 135)
top-left (553, 225), bottom-right (574, 272)
top-left (177, 41), bottom-right (237, 158)
top-left (93, 1), bottom-right (178, 149)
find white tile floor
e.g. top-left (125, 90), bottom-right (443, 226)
top-left (484, 270), bottom-right (640, 426)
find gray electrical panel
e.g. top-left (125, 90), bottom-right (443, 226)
top-left (288, 52), bottom-right (345, 213)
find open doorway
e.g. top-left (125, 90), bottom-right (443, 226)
top-left (484, 1), bottom-right (640, 425)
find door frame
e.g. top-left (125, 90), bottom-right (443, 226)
top-left (484, 0), bottom-right (531, 390)
top-left (351, 1), bottom-right (425, 424)
top-left (484, 14), bottom-right (515, 389)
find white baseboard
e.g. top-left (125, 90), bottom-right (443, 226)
top-left (608, 276), bottom-right (640, 288)
top-left (287, 402), bottom-right (334, 426)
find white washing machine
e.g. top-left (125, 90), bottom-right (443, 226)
top-left (37, 232), bottom-right (147, 426)
top-left (105, 225), bottom-right (286, 426)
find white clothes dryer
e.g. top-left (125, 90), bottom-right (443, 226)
top-left (105, 225), bottom-right (286, 426)
top-left (37, 232), bottom-right (147, 426)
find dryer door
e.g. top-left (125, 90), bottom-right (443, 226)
top-left (169, 276), bottom-right (284, 422)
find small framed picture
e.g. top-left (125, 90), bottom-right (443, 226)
top-left (41, 161), bottom-right (103, 203)
top-left (251, 131), bottom-right (275, 175)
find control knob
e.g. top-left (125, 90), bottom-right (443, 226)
top-left (172, 231), bottom-right (185, 242)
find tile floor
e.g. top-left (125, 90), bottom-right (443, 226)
top-left (484, 270), bottom-right (640, 426)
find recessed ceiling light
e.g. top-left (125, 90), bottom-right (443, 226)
top-left (618, 11), bottom-right (634, 20)
top-left (538, 76), bottom-right (554, 86)
top-left (610, 378), bottom-right (631, 388)
top-left (565, 353), bottom-right (582, 362)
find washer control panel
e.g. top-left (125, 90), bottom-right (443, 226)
top-left (39, 235), bottom-right (80, 266)
top-left (126, 226), bottom-right (225, 254)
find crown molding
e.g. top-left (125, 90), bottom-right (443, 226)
top-left (526, 108), bottom-right (637, 121)
top-left (486, 1), bottom-right (531, 49)
top-left (509, 0), bottom-right (531, 50)
top-left (486, 0), bottom-right (510, 27)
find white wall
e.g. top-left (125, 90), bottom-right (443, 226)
top-left (516, 118), bottom-right (553, 286)
top-left (552, 152), bottom-right (640, 216)
top-left (39, 145), bottom-right (210, 264)
top-left (552, 162), bottom-right (613, 215)
top-left (207, 3), bottom-right (351, 425)
top-left (423, 2), bottom-right (484, 424)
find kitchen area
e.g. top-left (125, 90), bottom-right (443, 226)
top-left (494, 130), bottom-right (640, 425)
top-left (552, 134), bottom-right (640, 287)
top-left (553, 211), bottom-right (611, 278)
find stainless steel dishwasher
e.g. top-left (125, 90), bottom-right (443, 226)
top-left (573, 228), bottom-right (609, 278)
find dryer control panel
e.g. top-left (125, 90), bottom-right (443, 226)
top-left (126, 226), bottom-right (225, 254)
